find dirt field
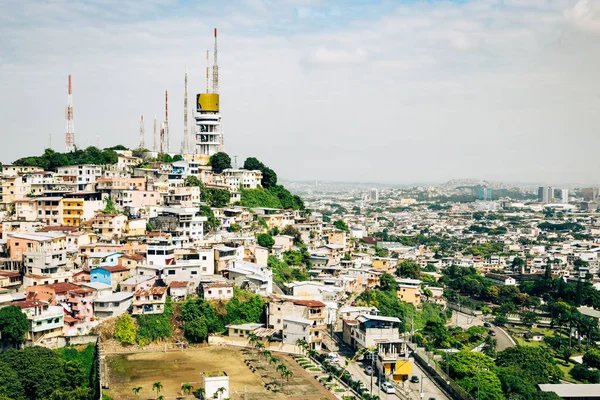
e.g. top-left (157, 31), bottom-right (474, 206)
top-left (105, 346), bottom-right (336, 400)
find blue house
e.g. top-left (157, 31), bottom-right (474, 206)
top-left (87, 252), bottom-right (123, 269)
top-left (90, 265), bottom-right (130, 289)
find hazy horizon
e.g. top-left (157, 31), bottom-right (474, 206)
top-left (2, 0), bottom-right (600, 183)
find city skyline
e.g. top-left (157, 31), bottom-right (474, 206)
top-left (1, 0), bottom-right (600, 183)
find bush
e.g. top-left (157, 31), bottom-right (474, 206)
top-left (114, 314), bottom-right (137, 345)
top-left (570, 364), bottom-right (600, 383)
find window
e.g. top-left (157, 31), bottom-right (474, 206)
top-left (191, 271), bottom-right (197, 275)
top-left (202, 256), bottom-right (207, 261)
top-left (168, 270), bottom-right (175, 275)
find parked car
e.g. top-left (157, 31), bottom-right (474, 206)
top-left (410, 375), bottom-right (420, 383)
top-left (327, 352), bottom-right (339, 362)
top-left (365, 365), bottom-right (373, 376)
top-left (489, 330), bottom-right (497, 336)
top-left (381, 382), bottom-right (395, 394)
top-left (483, 322), bottom-right (492, 328)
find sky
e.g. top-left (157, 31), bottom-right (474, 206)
top-left (1, 0), bottom-right (600, 184)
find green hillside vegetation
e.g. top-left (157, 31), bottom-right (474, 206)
top-left (239, 157), bottom-right (304, 210)
top-left (0, 344), bottom-right (98, 400)
top-left (180, 288), bottom-right (264, 344)
top-left (13, 147), bottom-right (122, 170)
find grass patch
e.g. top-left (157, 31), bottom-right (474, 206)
top-left (309, 367), bottom-right (321, 372)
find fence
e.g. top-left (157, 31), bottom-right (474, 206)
top-left (408, 343), bottom-right (475, 400)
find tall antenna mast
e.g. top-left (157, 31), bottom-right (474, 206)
top-left (183, 67), bottom-right (188, 154)
top-left (139, 115), bottom-right (145, 149)
top-left (212, 28), bottom-right (219, 94)
top-left (165, 90), bottom-right (170, 153)
top-left (65, 75), bottom-right (75, 152)
top-left (206, 50), bottom-right (210, 93)
top-left (160, 121), bottom-right (165, 153)
top-left (153, 115), bottom-right (157, 152)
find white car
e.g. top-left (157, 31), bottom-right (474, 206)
top-left (381, 382), bottom-right (395, 394)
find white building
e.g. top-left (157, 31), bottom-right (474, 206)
top-left (225, 261), bottom-right (273, 296)
top-left (202, 372), bottom-right (229, 400)
top-left (93, 292), bottom-right (133, 319)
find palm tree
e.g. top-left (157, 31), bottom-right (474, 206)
top-left (276, 363), bottom-right (288, 387)
top-left (269, 355), bottom-right (279, 371)
top-left (131, 386), bottom-right (142, 398)
top-left (216, 386), bottom-right (226, 400)
top-left (181, 382), bottom-right (193, 398)
top-left (281, 369), bottom-right (293, 391)
top-left (152, 381), bottom-right (163, 399)
top-left (261, 349), bottom-right (272, 364)
top-left (295, 338), bottom-right (308, 355)
top-left (194, 387), bottom-right (205, 400)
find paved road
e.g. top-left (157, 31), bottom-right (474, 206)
top-left (451, 310), bottom-right (515, 351)
top-left (337, 353), bottom-right (449, 400)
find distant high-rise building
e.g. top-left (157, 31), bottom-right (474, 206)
top-left (583, 188), bottom-right (599, 202)
top-left (368, 188), bottom-right (379, 201)
top-left (538, 186), bottom-right (554, 204)
top-left (561, 188), bottom-right (569, 204)
top-left (479, 187), bottom-right (493, 201)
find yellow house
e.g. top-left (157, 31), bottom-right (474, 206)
top-left (396, 278), bottom-right (423, 306)
top-left (372, 257), bottom-right (396, 272)
top-left (62, 198), bottom-right (84, 226)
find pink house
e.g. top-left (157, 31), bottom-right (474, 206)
top-left (63, 288), bottom-right (95, 336)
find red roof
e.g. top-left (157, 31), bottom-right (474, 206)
top-left (134, 287), bottom-right (168, 296)
top-left (38, 226), bottom-right (79, 233)
top-left (290, 299), bottom-right (326, 308)
top-left (35, 282), bottom-right (80, 294)
top-left (169, 281), bottom-right (189, 288)
top-left (0, 271), bottom-right (21, 278)
top-left (121, 253), bottom-right (145, 261)
top-left (12, 300), bottom-right (48, 309)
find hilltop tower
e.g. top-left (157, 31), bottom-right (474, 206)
top-left (195, 28), bottom-right (223, 157)
top-left (65, 75), bottom-right (75, 152)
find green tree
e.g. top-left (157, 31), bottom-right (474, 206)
top-left (0, 305), bottom-right (28, 346)
top-left (205, 188), bottom-right (230, 208)
top-left (210, 152), bottom-right (232, 174)
top-left (583, 348), bottom-right (600, 369)
top-left (447, 351), bottom-right (496, 380)
top-left (194, 387), bottom-right (205, 399)
top-left (333, 220), bottom-right (349, 232)
top-left (152, 382), bottom-right (163, 398)
top-left (280, 225), bottom-right (302, 244)
top-left (114, 314), bottom-right (137, 345)
top-left (397, 260), bottom-right (420, 279)
top-left (520, 310), bottom-right (539, 327)
top-left (379, 273), bottom-right (397, 292)
top-left (0, 346), bottom-right (68, 399)
top-left (181, 382), bottom-right (193, 398)
top-left (257, 233), bottom-right (275, 249)
top-left (132, 386), bottom-right (142, 398)
top-left (458, 370), bottom-right (504, 400)
top-left (199, 205), bottom-right (220, 234)
top-left (0, 360), bottom-right (24, 400)
top-left (184, 175), bottom-right (202, 187)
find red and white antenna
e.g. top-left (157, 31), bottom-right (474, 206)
top-left (183, 67), bottom-right (188, 154)
top-left (65, 75), bottom-right (75, 152)
top-left (165, 90), bottom-right (170, 153)
top-left (212, 28), bottom-right (219, 94)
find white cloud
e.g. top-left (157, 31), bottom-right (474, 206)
top-left (1, 0), bottom-right (599, 184)
top-left (565, 0), bottom-right (600, 32)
